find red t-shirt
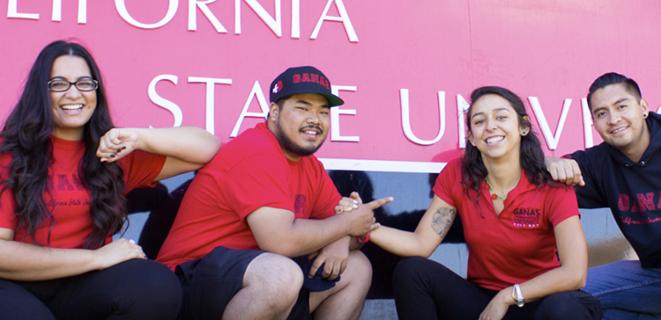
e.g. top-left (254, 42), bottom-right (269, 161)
top-left (158, 123), bottom-right (341, 270)
top-left (432, 158), bottom-right (579, 291)
top-left (0, 136), bottom-right (165, 248)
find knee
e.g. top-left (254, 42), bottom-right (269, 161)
top-left (267, 254), bottom-right (304, 298)
top-left (392, 257), bottom-right (431, 289)
top-left (339, 250), bottom-right (372, 292)
top-left (248, 254), bottom-right (304, 308)
top-left (138, 263), bottom-right (182, 305)
top-left (348, 250), bottom-right (373, 280)
top-left (119, 260), bottom-right (182, 316)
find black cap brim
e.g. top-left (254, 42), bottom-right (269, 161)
top-left (321, 93), bottom-right (344, 107)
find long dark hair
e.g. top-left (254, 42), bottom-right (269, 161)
top-left (0, 40), bottom-right (125, 248)
top-left (461, 86), bottom-right (553, 195)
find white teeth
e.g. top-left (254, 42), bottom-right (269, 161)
top-left (611, 127), bottom-right (627, 134)
top-left (61, 104), bottom-right (83, 110)
top-left (304, 130), bottom-right (318, 135)
top-left (485, 136), bottom-right (504, 145)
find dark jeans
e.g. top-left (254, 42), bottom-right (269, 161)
top-left (584, 260), bottom-right (661, 319)
top-left (0, 259), bottom-right (182, 320)
top-left (392, 257), bottom-right (602, 320)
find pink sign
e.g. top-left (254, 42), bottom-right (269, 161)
top-left (2, 1), bottom-right (661, 172)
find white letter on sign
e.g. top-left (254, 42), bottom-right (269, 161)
top-left (400, 89), bottom-right (446, 145)
top-left (188, 0), bottom-right (227, 32)
top-left (311, 0), bottom-right (358, 42)
top-left (330, 85), bottom-right (359, 142)
top-left (115, 0), bottom-right (178, 29)
top-left (235, 0), bottom-right (282, 37)
top-left (189, 76), bottom-right (233, 135)
top-left (148, 74), bottom-right (183, 128)
top-left (8, 0), bottom-right (39, 19)
top-left (528, 97), bottom-right (571, 150)
top-left (231, 80), bottom-right (269, 137)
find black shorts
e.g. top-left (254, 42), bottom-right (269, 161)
top-left (175, 246), bottom-right (310, 320)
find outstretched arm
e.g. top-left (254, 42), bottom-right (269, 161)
top-left (96, 127), bottom-right (220, 180)
top-left (370, 195), bottom-right (456, 257)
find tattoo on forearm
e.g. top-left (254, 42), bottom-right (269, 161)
top-left (431, 207), bottom-right (456, 237)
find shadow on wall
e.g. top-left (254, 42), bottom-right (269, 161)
top-left (122, 177), bottom-right (193, 259)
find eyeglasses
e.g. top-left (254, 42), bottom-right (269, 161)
top-left (48, 77), bottom-right (98, 92)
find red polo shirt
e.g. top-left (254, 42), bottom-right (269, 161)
top-left (433, 159), bottom-right (578, 291)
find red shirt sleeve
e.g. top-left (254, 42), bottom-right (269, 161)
top-left (432, 159), bottom-right (461, 207)
top-left (0, 187), bottom-right (17, 230)
top-left (118, 150), bottom-right (166, 193)
top-left (0, 156), bottom-right (17, 230)
top-left (544, 185), bottom-right (580, 226)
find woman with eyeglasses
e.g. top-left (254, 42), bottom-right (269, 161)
top-left (368, 86), bottom-right (601, 319)
top-left (0, 40), bottom-right (219, 319)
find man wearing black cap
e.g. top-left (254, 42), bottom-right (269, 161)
top-left (158, 66), bottom-right (392, 320)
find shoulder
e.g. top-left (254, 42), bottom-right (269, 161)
top-left (204, 125), bottom-right (287, 175)
top-left (539, 183), bottom-right (578, 209)
top-left (222, 124), bottom-right (280, 159)
top-left (648, 111), bottom-right (661, 123)
top-left (434, 158), bottom-right (464, 189)
top-left (538, 183), bottom-right (579, 223)
top-left (570, 142), bottom-right (610, 169)
top-left (441, 158), bottom-right (463, 177)
top-left (542, 183), bottom-right (575, 196)
top-left (431, 157), bottom-right (466, 207)
top-left (572, 142), bottom-right (609, 158)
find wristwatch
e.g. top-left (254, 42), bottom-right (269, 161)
top-left (512, 284), bottom-right (525, 307)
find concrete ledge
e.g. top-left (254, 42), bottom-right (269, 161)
top-left (360, 299), bottom-right (397, 320)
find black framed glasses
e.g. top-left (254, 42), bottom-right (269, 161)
top-left (48, 77), bottom-right (98, 92)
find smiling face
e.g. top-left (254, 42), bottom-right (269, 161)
top-left (589, 83), bottom-right (649, 159)
top-left (268, 93), bottom-right (330, 160)
top-left (49, 55), bottom-right (97, 140)
top-left (468, 94), bottom-right (528, 161)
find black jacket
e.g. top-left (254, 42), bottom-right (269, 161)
top-left (572, 112), bottom-right (661, 268)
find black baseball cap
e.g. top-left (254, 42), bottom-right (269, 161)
top-left (269, 66), bottom-right (344, 107)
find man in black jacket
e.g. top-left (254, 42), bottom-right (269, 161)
top-left (548, 72), bottom-right (661, 318)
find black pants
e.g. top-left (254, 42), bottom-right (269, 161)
top-left (392, 257), bottom-right (602, 320)
top-left (0, 259), bottom-right (182, 320)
